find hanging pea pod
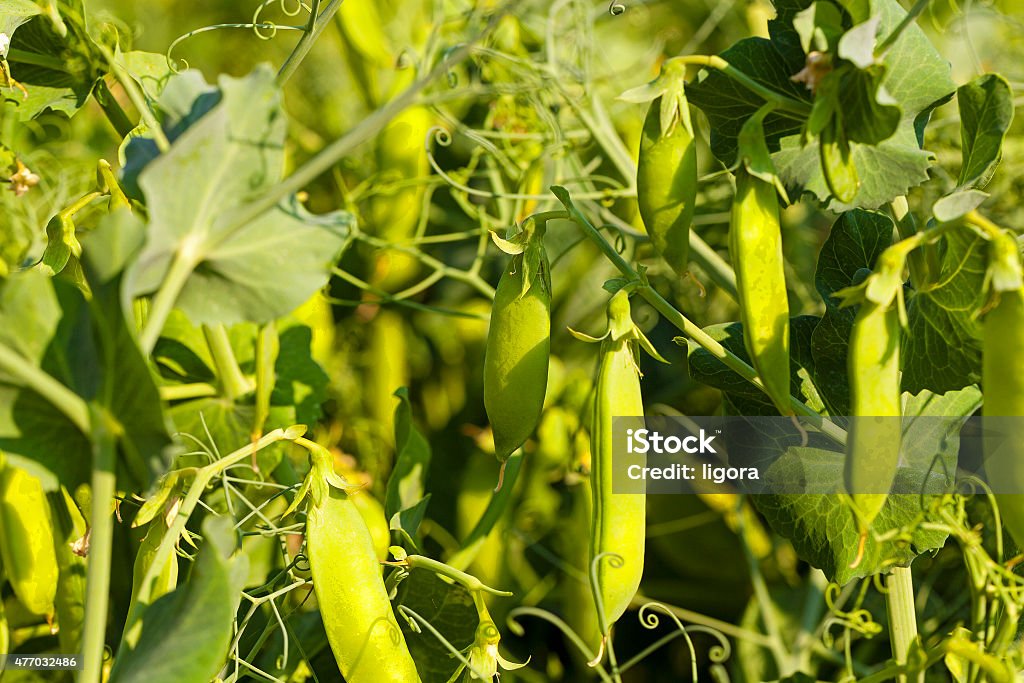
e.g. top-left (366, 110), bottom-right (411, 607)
top-left (836, 251), bottom-right (905, 544)
top-left (298, 441), bottom-right (422, 683)
top-left (729, 169), bottom-right (791, 414)
top-left (981, 231), bottom-right (1024, 546)
top-left (573, 289), bottom-right (666, 646)
top-left (484, 220), bottom-right (551, 465)
top-left (632, 59), bottom-right (697, 277)
top-left (845, 299), bottom-right (901, 530)
top-left (0, 457), bottom-right (58, 619)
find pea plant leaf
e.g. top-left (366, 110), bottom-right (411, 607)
top-left (386, 387), bottom-right (432, 539)
top-left (753, 387), bottom-right (978, 584)
top-left (809, 209), bottom-right (894, 416)
top-left (686, 36), bottom-right (808, 168)
top-left (124, 66), bottom-right (353, 327)
top-left (0, 212), bottom-right (172, 491)
top-left (4, 2), bottom-right (105, 120)
top-left (395, 568), bottom-right (479, 683)
top-left (901, 228), bottom-right (988, 394)
top-left (775, 0), bottom-right (955, 209)
top-left (956, 73), bottom-right (1014, 189)
top-left (692, 0), bottom-right (955, 210)
top-left (0, 0), bottom-right (41, 36)
top-left (107, 515), bottom-right (250, 683)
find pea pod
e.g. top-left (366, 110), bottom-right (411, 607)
top-left (307, 487), bottom-right (421, 682)
top-left (729, 169), bottom-right (791, 413)
top-left (0, 459), bottom-right (58, 619)
top-left (587, 290), bottom-right (662, 638)
top-left (845, 297), bottom-right (901, 531)
top-left (637, 93), bottom-right (697, 277)
top-left (484, 228), bottom-right (551, 463)
top-left (982, 232), bottom-right (1024, 546)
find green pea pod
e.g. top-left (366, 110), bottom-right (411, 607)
top-left (0, 460), bottom-right (58, 619)
top-left (48, 487), bottom-right (87, 655)
top-left (307, 488), bottom-right (421, 682)
top-left (484, 245), bottom-right (551, 462)
top-left (845, 299), bottom-right (901, 531)
top-left (129, 521), bottom-right (179, 608)
top-left (590, 291), bottom-right (649, 637)
top-left (982, 233), bottom-right (1024, 546)
top-left (729, 170), bottom-right (791, 414)
top-left (637, 96), bottom-right (697, 277)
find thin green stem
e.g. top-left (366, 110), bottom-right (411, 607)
top-left (552, 186), bottom-right (846, 445)
top-left (93, 79), bottom-right (134, 139)
top-left (875, 0), bottom-right (930, 56)
top-left (202, 324), bottom-right (253, 400)
top-left (402, 555), bottom-right (512, 596)
top-left (890, 197), bottom-right (929, 288)
top-left (5, 48), bottom-right (66, 71)
top-left (885, 566), bottom-right (920, 683)
top-left (0, 344), bottom-right (90, 434)
top-left (158, 382), bottom-right (218, 401)
top-left (668, 55), bottom-right (811, 116)
top-left (98, 44), bottom-right (171, 153)
top-left (79, 408), bottom-right (118, 683)
top-left (139, 248), bottom-right (199, 354)
top-left (276, 0), bottom-right (338, 85)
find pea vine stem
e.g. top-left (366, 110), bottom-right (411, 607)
top-left (551, 186), bottom-right (846, 445)
top-left (885, 566), bottom-right (920, 683)
top-left (0, 343), bottom-right (91, 434)
top-left (666, 55), bottom-right (811, 117)
top-left (79, 407), bottom-right (118, 683)
top-left (276, 0), bottom-right (334, 85)
top-left (202, 324), bottom-right (253, 400)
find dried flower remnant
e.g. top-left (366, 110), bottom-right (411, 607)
top-left (9, 160), bottom-right (40, 197)
top-left (791, 51), bottom-right (832, 93)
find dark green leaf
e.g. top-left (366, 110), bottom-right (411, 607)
top-left (686, 37), bottom-right (808, 167)
top-left (124, 67), bottom-right (352, 326)
top-left (395, 568), bottom-right (479, 683)
top-left (385, 387), bottom-right (432, 534)
top-left (957, 73), bottom-right (1014, 189)
top-left (754, 388), bottom-right (975, 583)
top-left (902, 229), bottom-right (987, 394)
top-left (809, 209), bottom-right (893, 416)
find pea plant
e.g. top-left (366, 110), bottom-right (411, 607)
top-left (0, 0), bottom-right (1023, 681)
